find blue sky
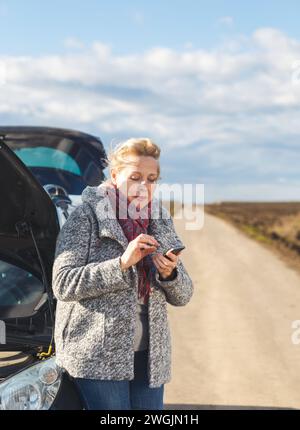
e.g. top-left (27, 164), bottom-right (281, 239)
top-left (1, 1), bottom-right (300, 55)
top-left (1, 1), bottom-right (300, 202)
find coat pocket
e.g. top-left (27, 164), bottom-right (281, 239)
top-left (58, 302), bottom-right (75, 349)
top-left (66, 303), bottom-right (105, 352)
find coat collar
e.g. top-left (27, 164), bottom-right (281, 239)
top-left (81, 182), bottom-right (182, 253)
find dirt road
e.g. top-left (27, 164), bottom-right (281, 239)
top-left (164, 211), bottom-right (300, 410)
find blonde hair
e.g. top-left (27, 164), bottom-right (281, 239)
top-left (103, 137), bottom-right (161, 181)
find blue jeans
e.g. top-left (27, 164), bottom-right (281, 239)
top-left (73, 350), bottom-right (164, 410)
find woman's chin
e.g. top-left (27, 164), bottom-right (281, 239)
top-left (129, 197), bottom-right (149, 208)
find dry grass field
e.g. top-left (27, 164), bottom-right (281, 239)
top-left (204, 202), bottom-right (300, 276)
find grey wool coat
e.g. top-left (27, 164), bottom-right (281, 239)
top-left (52, 182), bottom-right (194, 388)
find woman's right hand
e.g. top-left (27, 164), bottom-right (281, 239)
top-left (120, 234), bottom-right (159, 270)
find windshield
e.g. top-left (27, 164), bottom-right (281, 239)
top-left (14, 147), bottom-right (82, 176)
top-left (13, 146), bottom-right (88, 194)
top-left (4, 132), bottom-right (107, 195)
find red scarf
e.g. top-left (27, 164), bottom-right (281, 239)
top-left (108, 183), bottom-right (154, 304)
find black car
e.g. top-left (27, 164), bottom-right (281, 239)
top-left (0, 126), bottom-right (108, 409)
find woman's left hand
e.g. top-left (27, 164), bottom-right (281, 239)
top-left (152, 250), bottom-right (181, 279)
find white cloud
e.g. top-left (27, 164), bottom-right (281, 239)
top-left (0, 27), bottom-right (300, 200)
top-left (205, 181), bottom-right (300, 203)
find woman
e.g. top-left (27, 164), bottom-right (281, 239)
top-left (52, 137), bottom-right (194, 410)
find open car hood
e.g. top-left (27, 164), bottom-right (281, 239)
top-left (0, 126), bottom-right (108, 195)
top-left (0, 137), bottom-right (60, 320)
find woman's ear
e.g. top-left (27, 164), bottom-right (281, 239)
top-left (110, 168), bottom-right (117, 185)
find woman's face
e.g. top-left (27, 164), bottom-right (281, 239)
top-left (111, 155), bottom-right (159, 208)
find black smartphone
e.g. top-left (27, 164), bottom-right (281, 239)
top-left (163, 245), bottom-right (185, 259)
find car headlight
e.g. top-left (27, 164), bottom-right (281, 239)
top-left (0, 357), bottom-right (63, 410)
